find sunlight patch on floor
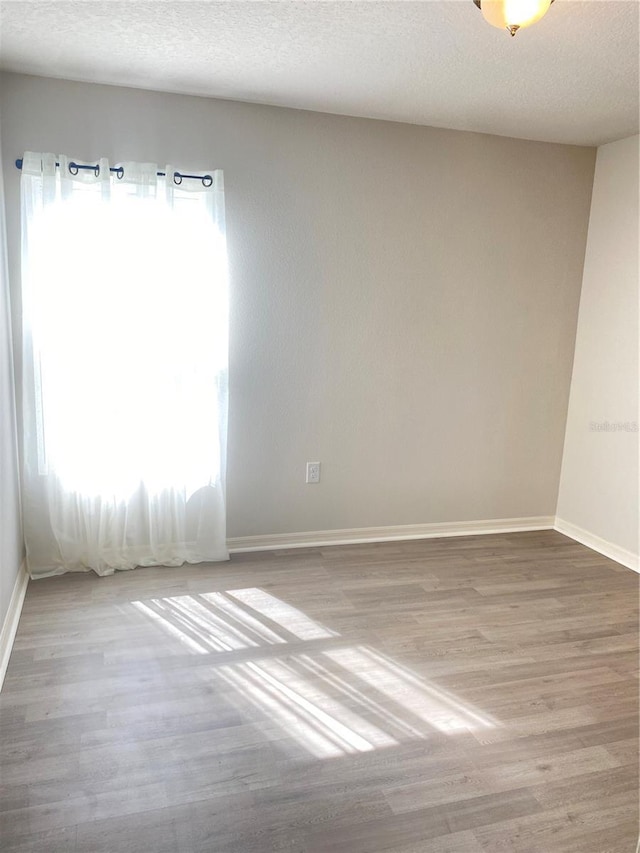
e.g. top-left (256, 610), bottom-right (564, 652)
top-left (225, 588), bottom-right (337, 641)
top-left (324, 646), bottom-right (495, 734)
top-left (132, 587), bottom-right (497, 757)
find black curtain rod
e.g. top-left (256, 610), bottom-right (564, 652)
top-left (15, 158), bottom-right (214, 187)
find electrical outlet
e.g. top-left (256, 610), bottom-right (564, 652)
top-left (306, 462), bottom-right (321, 484)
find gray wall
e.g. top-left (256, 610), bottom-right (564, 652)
top-left (557, 134), bottom-right (639, 558)
top-left (0, 72), bottom-right (596, 539)
top-left (0, 114), bottom-right (23, 628)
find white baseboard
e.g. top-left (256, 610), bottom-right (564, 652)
top-left (228, 516), bottom-right (555, 553)
top-left (0, 518), bottom-right (630, 688)
top-left (0, 559), bottom-right (28, 692)
top-left (554, 517), bottom-right (639, 573)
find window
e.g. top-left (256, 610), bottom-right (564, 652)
top-left (20, 154), bottom-right (229, 576)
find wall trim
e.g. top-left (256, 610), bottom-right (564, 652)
top-left (0, 559), bottom-right (28, 692)
top-left (1, 519), bottom-right (632, 686)
top-left (0, 519), bottom-right (632, 688)
top-left (228, 516), bottom-right (555, 553)
top-left (554, 517), bottom-right (639, 573)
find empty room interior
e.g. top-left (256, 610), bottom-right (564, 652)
top-left (0, 1), bottom-right (639, 851)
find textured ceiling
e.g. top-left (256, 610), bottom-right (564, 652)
top-left (0, 1), bottom-right (638, 146)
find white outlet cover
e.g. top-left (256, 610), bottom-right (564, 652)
top-left (306, 462), bottom-right (321, 484)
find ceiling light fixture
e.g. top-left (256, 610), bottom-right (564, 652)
top-left (473, 0), bottom-right (554, 36)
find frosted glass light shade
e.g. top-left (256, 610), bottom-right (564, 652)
top-left (480, 0), bottom-right (552, 35)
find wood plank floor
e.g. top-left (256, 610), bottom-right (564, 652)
top-left (0, 530), bottom-right (638, 852)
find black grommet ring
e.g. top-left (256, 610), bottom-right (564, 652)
top-left (115, 166), bottom-right (124, 180)
top-left (202, 174), bottom-right (213, 188)
top-left (173, 172), bottom-right (183, 185)
top-left (68, 162), bottom-right (79, 175)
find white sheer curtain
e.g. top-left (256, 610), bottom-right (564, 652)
top-left (20, 152), bottom-right (229, 578)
